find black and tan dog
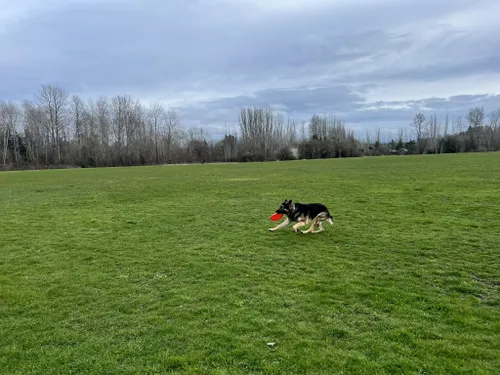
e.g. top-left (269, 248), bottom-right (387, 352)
top-left (269, 199), bottom-right (334, 234)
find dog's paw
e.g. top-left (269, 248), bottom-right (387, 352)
top-left (268, 228), bottom-right (275, 232)
top-left (300, 230), bottom-right (308, 234)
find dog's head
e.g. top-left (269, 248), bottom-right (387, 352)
top-left (275, 199), bottom-right (294, 215)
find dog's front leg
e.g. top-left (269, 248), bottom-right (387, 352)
top-left (269, 218), bottom-right (290, 232)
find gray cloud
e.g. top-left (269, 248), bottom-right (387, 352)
top-left (1, 0), bottom-right (500, 139)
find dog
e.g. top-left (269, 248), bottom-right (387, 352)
top-left (269, 199), bottom-right (334, 234)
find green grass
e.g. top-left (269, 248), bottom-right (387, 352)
top-left (1, 153), bottom-right (499, 375)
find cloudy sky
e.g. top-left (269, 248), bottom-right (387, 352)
top-left (1, 0), bottom-right (500, 140)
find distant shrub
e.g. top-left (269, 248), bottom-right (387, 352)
top-left (276, 146), bottom-right (296, 161)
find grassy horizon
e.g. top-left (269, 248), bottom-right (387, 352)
top-left (1, 152), bottom-right (499, 374)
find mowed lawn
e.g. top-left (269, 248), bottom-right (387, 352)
top-left (1, 153), bottom-right (499, 375)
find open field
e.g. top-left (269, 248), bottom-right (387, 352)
top-left (1, 153), bottom-right (500, 374)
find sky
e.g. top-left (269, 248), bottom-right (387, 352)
top-left (1, 0), bottom-right (500, 140)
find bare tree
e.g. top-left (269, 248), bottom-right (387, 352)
top-left (466, 107), bottom-right (484, 129)
top-left (35, 84), bottom-right (69, 164)
top-left (147, 101), bottom-right (165, 164)
top-left (22, 101), bottom-right (45, 165)
top-left (440, 114), bottom-right (449, 154)
top-left (186, 127), bottom-right (210, 163)
top-left (125, 99), bottom-right (146, 165)
top-left (451, 116), bottom-right (465, 152)
top-left (488, 109), bottom-right (500, 150)
top-left (490, 109), bottom-right (500, 129)
top-left (238, 107), bottom-right (278, 160)
top-left (10, 104), bottom-right (21, 164)
top-left (285, 118), bottom-right (297, 146)
top-left (374, 127), bottom-right (381, 151)
top-left (163, 109), bottom-right (181, 163)
top-left (452, 116), bottom-right (465, 134)
top-left (0, 101), bottom-right (22, 167)
top-left (70, 95), bottom-right (86, 164)
top-left (427, 113), bottom-right (440, 154)
top-left (83, 98), bottom-right (100, 166)
top-left (94, 97), bottom-right (111, 165)
top-left (0, 101), bottom-right (9, 167)
top-left (364, 129), bottom-right (372, 155)
top-left (397, 128), bottom-right (404, 151)
top-left (466, 107), bottom-right (485, 151)
top-left (110, 95), bottom-right (134, 164)
top-left (271, 111), bottom-right (286, 152)
top-left (412, 112), bottom-right (427, 154)
top-left (365, 129), bottom-right (371, 145)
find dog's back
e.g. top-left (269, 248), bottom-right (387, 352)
top-left (292, 202), bottom-right (334, 224)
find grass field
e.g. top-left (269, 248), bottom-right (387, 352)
top-left (1, 153), bottom-right (500, 374)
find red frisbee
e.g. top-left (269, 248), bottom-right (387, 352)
top-left (270, 213), bottom-right (283, 221)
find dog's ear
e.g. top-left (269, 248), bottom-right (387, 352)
top-left (289, 200), bottom-right (292, 205)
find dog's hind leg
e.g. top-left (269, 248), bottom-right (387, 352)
top-left (311, 221), bottom-right (324, 233)
top-left (301, 218), bottom-right (319, 234)
top-left (302, 213), bottom-right (329, 234)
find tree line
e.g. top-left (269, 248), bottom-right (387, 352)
top-left (1, 84), bottom-right (500, 170)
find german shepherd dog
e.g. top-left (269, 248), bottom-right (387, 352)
top-left (269, 199), bottom-right (334, 234)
